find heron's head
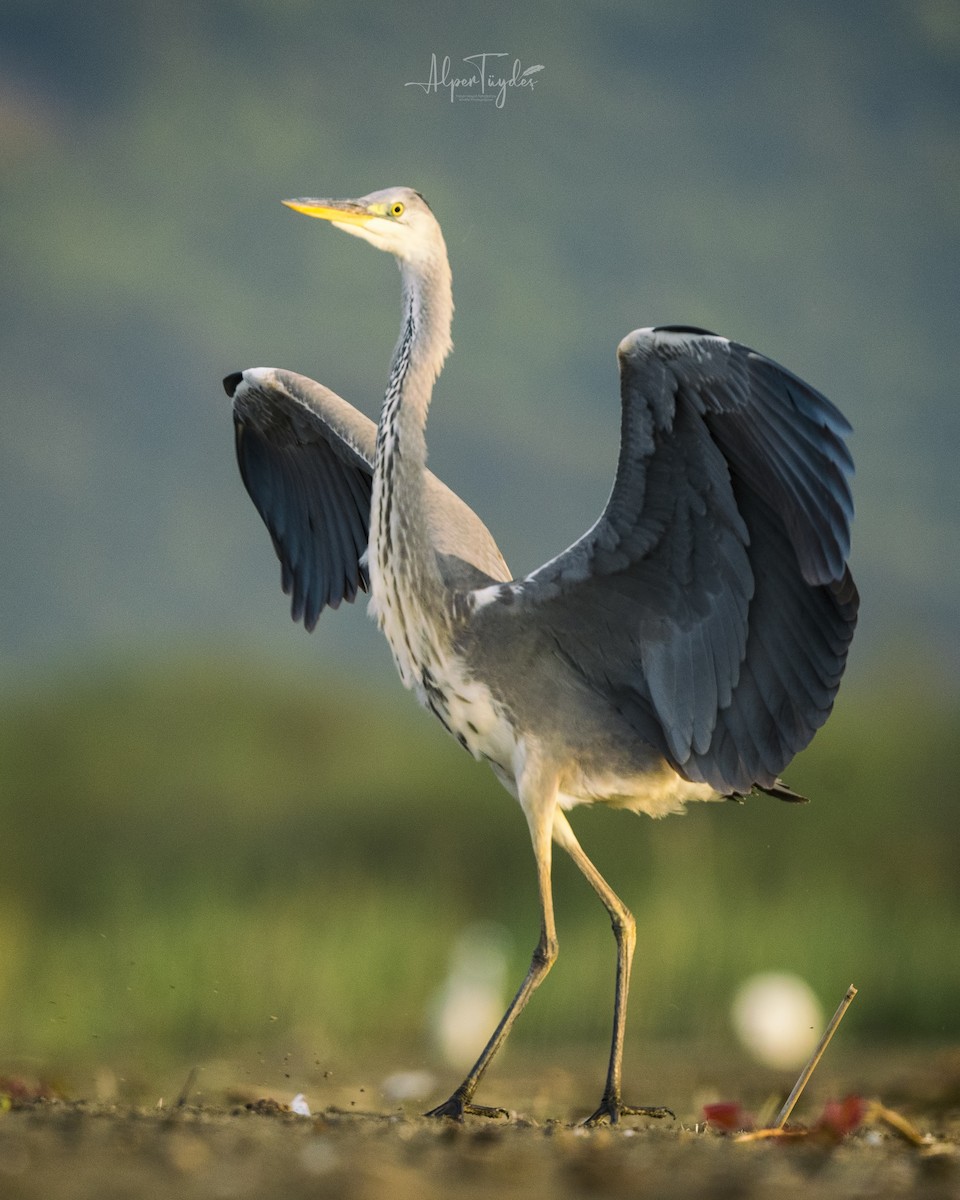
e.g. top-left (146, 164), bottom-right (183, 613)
top-left (282, 187), bottom-right (444, 269)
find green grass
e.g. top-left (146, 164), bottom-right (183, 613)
top-left (1, 655), bottom-right (958, 1077)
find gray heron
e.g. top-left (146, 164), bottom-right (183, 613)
top-left (224, 187), bottom-right (858, 1124)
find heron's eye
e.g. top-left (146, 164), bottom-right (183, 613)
top-left (390, 201), bottom-right (405, 218)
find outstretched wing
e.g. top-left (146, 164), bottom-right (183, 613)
top-left (227, 367), bottom-right (512, 630)
top-left (227, 368), bottom-right (376, 629)
top-left (471, 327), bottom-right (858, 794)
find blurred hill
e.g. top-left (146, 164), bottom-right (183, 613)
top-left (1, 0), bottom-right (959, 690)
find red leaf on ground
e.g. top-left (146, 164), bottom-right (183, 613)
top-left (816, 1094), bottom-right (867, 1138)
top-left (703, 1101), bottom-right (756, 1132)
top-left (0, 1076), bottom-right (61, 1103)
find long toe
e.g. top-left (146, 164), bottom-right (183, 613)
top-left (584, 1097), bottom-right (675, 1127)
top-left (425, 1094), bottom-right (509, 1122)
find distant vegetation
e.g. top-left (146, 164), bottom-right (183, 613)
top-left (1, 657), bottom-right (957, 1078)
top-left (3, 4), bottom-right (957, 1100)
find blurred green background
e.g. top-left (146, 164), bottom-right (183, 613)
top-left (1, 0), bottom-right (958, 1095)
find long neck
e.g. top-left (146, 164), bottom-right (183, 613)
top-left (376, 255), bottom-right (453, 474)
top-left (369, 246), bottom-right (454, 628)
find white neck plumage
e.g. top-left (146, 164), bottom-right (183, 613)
top-left (367, 243), bottom-right (455, 680)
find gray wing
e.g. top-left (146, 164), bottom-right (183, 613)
top-left (227, 368), bottom-right (511, 630)
top-left (227, 368), bottom-right (375, 629)
top-left (471, 326), bottom-right (858, 795)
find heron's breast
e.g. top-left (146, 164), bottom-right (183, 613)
top-left (416, 654), bottom-right (521, 774)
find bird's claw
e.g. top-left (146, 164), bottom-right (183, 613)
top-left (425, 1094), bottom-right (509, 1122)
top-left (583, 1099), bottom-right (675, 1127)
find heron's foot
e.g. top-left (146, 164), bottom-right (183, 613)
top-left (583, 1096), bottom-right (675, 1127)
top-left (424, 1093), bottom-right (509, 1122)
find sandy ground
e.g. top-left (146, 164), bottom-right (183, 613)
top-left (1, 1046), bottom-right (959, 1199)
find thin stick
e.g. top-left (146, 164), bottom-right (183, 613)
top-left (772, 984), bottom-right (858, 1129)
top-left (175, 1066), bottom-right (198, 1108)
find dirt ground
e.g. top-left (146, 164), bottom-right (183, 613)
top-left (2, 1045), bottom-right (959, 1199)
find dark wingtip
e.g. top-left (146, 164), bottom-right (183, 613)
top-left (759, 780), bottom-right (810, 804)
top-left (223, 371), bottom-right (244, 398)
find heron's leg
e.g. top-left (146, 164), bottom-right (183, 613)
top-left (425, 765), bottom-right (560, 1121)
top-left (552, 811), bottom-right (674, 1127)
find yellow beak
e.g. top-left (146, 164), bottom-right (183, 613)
top-left (281, 199), bottom-right (373, 226)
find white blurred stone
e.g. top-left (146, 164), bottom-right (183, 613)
top-left (429, 922), bottom-right (511, 1070)
top-left (731, 972), bottom-right (824, 1069)
top-left (381, 1069), bottom-right (437, 1103)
